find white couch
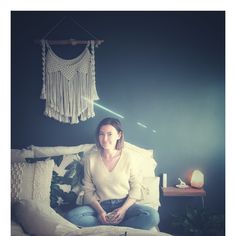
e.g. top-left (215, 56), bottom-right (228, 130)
top-left (11, 142), bottom-right (172, 236)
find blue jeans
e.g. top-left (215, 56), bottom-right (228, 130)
top-left (66, 198), bottom-right (160, 230)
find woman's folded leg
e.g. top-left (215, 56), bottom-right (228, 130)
top-left (119, 204), bottom-right (160, 230)
top-left (66, 205), bottom-right (99, 227)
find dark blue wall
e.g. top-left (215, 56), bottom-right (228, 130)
top-left (11, 11), bottom-right (225, 230)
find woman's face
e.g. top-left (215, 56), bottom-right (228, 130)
top-left (98, 124), bottom-right (121, 150)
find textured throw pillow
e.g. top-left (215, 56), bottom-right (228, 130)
top-left (138, 177), bottom-right (160, 209)
top-left (124, 142), bottom-right (154, 159)
top-left (124, 142), bottom-right (157, 177)
top-left (13, 199), bottom-right (78, 236)
top-left (26, 153), bottom-right (85, 211)
top-left (11, 159), bottom-right (54, 205)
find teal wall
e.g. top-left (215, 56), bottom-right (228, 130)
top-left (11, 11), bottom-right (225, 231)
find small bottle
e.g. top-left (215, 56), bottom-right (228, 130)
top-left (163, 173), bottom-right (167, 188)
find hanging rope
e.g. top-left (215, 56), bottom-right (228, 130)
top-left (69, 17), bottom-right (98, 40)
top-left (40, 16), bottom-right (67, 40)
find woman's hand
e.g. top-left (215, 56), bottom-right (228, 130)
top-left (98, 211), bottom-right (110, 225)
top-left (109, 197), bottom-right (135, 224)
top-left (109, 207), bottom-right (126, 224)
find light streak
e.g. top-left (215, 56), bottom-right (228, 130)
top-left (137, 122), bottom-right (148, 128)
top-left (94, 102), bottom-right (124, 119)
top-left (84, 97), bottom-right (157, 134)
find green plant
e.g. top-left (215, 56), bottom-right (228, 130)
top-left (171, 206), bottom-right (225, 236)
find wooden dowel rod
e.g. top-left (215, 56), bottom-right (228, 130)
top-left (35, 39), bottom-right (104, 46)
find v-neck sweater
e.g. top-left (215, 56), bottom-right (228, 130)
top-left (83, 149), bottom-right (142, 204)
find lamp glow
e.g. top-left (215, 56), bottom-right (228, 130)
top-left (187, 169), bottom-right (204, 189)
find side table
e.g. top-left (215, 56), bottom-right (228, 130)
top-left (161, 186), bottom-right (206, 208)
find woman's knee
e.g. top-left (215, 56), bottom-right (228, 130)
top-left (66, 205), bottom-right (96, 224)
top-left (148, 208), bottom-right (160, 226)
top-left (66, 207), bottom-right (82, 224)
top-left (121, 205), bottom-right (160, 230)
top-left (139, 205), bottom-right (160, 227)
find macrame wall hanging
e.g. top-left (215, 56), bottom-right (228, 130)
top-left (38, 17), bottom-right (103, 124)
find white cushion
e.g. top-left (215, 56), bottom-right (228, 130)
top-left (11, 149), bottom-right (34, 163)
top-left (13, 199), bottom-right (78, 236)
top-left (124, 142), bottom-right (157, 177)
top-left (138, 177), bottom-right (160, 208)
top-left (11, 160), bottom-right (54, 205)
top-left (124, 142), bottom-right (154, 159)
top-left (29, 144), bottom-right (96, 157)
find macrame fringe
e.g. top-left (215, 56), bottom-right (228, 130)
top-left (41, 40), bottom-right (99, 124)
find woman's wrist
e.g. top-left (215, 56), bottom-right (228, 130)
top-left (90, 200), bottom-right (106, 215)
top-left (121, 197), bottom-right (136, 211)
top-left (98, 209), bottom-right (106, 215)
top-left (119, 205), bottom-right (128, 212)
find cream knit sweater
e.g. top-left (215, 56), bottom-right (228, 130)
top-left (83, 149), bottom-right (142, 204)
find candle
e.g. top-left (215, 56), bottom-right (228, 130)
top-left (163, 173), bottom-right (167, 188)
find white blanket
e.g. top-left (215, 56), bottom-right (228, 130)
top-left (13, 200), bottom-right (172, 236)
top-left (55, 225), bottom-right (172, 236)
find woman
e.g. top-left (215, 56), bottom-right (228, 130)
top-left (66, 117), bottom-right (159, 230)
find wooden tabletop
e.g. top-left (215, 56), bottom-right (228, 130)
top-left (161, 186), bottom-right (206, 197)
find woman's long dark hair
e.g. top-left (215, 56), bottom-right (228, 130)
top-left (95, 117), bottom-right (124, 150)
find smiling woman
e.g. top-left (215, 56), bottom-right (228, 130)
top-left (66, 117), bottom-right (160, 230)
